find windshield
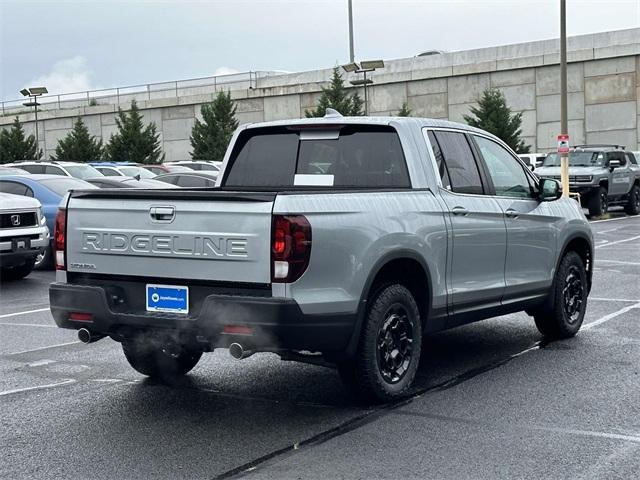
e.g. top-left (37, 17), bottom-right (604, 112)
top-left (64, 165), bottom-right (104, 179)
top-left (543, 152), bottom-right (604, 167)
top-left (119, 166), bottom-right (156, 178)
top-left (40, 177), bottom-right (97, 196)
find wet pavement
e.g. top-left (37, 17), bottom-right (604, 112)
top-left (1, 214), bottom-right (639, 479)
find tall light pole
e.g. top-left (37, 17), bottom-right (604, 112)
top-left (348, 0), bottom-right (355, 63)
top-left (342, 60), bottom-right (384, 116)
top-left (20, 86), bottom-right (48, 156)
top-left (560, 0), bottom-right (569, 197)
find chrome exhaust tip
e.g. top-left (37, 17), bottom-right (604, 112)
top-left (77, 328), bottom-right (105, 344)
top-left (229, 342), bottom-right (254, 360)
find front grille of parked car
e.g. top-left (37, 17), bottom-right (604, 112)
top-left (0, 212), bottom-right (38, 229)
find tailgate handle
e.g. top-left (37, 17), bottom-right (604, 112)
top-left (150, 206), bottom-right (175, 222)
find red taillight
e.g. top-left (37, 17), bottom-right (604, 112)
top-left (271, 215), bottom-right (311, 283)
top-left (54, 208), bottom-right (66, 270)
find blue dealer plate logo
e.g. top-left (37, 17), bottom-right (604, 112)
top-left (146, 284), bottom-right (189, 314)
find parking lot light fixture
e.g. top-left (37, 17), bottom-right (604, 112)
top-left (342, 62), bottom-right (359, 73)
top-left (20, 87), bottom-right (48, 152)
top-left (342, 60), bottom-right (384, 116)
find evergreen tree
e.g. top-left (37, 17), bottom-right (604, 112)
top-left (104, 100), bottom-right (163, 164)
top-left (190, 91), bottom-right (239, 161)
top-left (0, 117), bottom-right (42, 163)
top-left (397, 102), bottom-right (412, 117)
top-left (306, 67), bottom-right (364, 117)
top-left (51, 118), bottom-right (103, 161)
top-left (463, 88), bottom-right (530, 153)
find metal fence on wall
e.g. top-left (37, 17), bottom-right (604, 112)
top-left (1, 71), bottom-right (274, 116)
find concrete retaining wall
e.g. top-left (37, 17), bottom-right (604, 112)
top-left (2, 28), bottom-right (638, 161)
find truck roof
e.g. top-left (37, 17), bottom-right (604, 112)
top-left (243, 116), bottom-right (490, 137)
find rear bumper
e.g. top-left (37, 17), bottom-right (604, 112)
top-left (49, 282), bottom-right (355, 352)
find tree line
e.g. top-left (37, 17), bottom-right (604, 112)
top-left (0, 67), bottom-right (529, 164)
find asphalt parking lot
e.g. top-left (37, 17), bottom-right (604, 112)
top-left (1, 214), bottom-right (639, 480)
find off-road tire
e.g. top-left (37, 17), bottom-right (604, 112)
top-left (338, 284), bottom-right (421, 402)
top-left (0, 258), bottom-right (36, 281)
top-left (624, 184), bottom-right (640, 215)
top-left (533, 251), bottom-right (588, 339)
top-left (587, 186), bottom-right (608, 217)
top-left (122, 338), bottom-right (202, 380)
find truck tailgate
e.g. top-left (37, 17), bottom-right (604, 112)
top-left (65, 190), bottom-right (274, 283)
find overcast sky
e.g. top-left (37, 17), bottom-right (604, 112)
top-left (1, 0), bottom-right (638, 100)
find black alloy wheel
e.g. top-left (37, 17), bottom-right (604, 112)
top-left (376, 305), bottom-right (414, 384)
top-left (562, 265), bottom-right (584, 325)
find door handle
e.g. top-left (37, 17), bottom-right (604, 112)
top-left (505, 208), bottom-right (519, 219)
top-left (451, 206), bottom-right (469, 216)
top-left (150, 206), bottom-right (175, 222)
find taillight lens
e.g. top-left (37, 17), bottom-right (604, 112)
top-left (271, 215), bottom-right (311, 283)
top-left (54, 208), bottom-right (66, 270)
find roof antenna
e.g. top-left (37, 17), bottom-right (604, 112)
top-left (324, 108), bottom-right (343, 118)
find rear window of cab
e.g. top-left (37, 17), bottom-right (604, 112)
top-left (223, 125), bottom-right (410, 189)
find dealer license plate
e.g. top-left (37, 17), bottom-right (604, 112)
top-left (146, 284), bottom-right (189, 314)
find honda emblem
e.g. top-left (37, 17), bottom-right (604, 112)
top-left (11, 214), bottom-right (21, 226)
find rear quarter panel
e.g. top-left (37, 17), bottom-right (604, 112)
top-left (274, 190), bottom-right (448, 317)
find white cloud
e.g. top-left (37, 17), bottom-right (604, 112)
top-left (214, 66), bottom-right (240, 77)
top-left (28, 56), bottom-right (99, 95)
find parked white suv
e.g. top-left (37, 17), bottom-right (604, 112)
top-left (0, 193), bottom-right (49, 280)
top-left (6, 161), bottom-right (103, 180)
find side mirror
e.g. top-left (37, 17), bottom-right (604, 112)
top-left (539, 178), bottom-right (561, 201)
top-left (608, 159), bottom-right (621, 170)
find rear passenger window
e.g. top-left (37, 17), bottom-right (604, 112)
top-left (157, 175), bottom-right (179, 185)
top-left (224, 126), bottom-right (410, 188)
top-left (45, 166), bottom-right (65, 175)
top-left (432, 131), bottom-right (484, 195)
top-left (177, 176), bottom-right (210, 188)
top-left (0, 181), bottom-right (29, 196)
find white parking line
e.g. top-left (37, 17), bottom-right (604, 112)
top-left (9, 341), bottom-right (81, 356)
top-left (0, 322), bottom-right (56, 328)
top-left (0, 379), bottom-right (76, 397)
top-left (0, 308), bottom-right (49, 319)
top-left (595, 235), bottom-right (640, 249)
top-left (591, 216), bottom-right (640, 224)
top-left (596, 228), bottom-right (620, 234)
top-left (583, 302), bottom-right (640, 331)
top-left (595, 259), bottom-right (640, 266)
top-left (532, 426), bottom-right (640, 444)
top-left (590, 297), bottom-right (640, 302)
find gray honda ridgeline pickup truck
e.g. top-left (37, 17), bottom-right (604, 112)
top-left (50, 114), bottom-right (593, 401)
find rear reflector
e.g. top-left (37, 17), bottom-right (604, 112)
top-left (222, 325), bottom-right (253, 336)
top-left (69, 312), bottom-right (93, 322)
